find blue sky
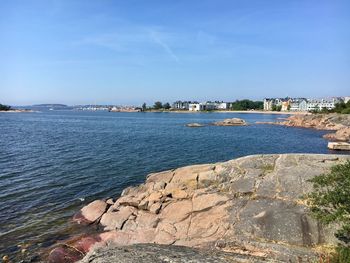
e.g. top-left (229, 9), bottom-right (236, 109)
top-left (0, 0), bottom-right (349, 105)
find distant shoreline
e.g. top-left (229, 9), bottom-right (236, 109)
top-left (146, 110), bottom-right (307, 115)
top-left (0, 109), bottom-right (35, 113)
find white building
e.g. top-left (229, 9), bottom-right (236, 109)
top-left (265, 97), bottom-right (343, 112)
top-left (290, 99), bottom-right (308, 111)
top-left (217, 102), bottom-right (230, 110)
top-left (188, 101), bottom-right (219, 111)
top-left (172, 101), bottom-right (193, 110)
top-left (188, 103), bottom-right (202, 111)
top-left (263, 98), bottom-right (289, 111)
top-left (263, 99), bottom-right (274, 111)
top-left (306, 98), bottom-right (341, 111)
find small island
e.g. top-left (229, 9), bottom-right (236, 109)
top-left (0, 103), bottom-right (33, 113)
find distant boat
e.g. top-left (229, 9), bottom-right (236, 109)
top-left (49, 108), bottom-right (54, 111)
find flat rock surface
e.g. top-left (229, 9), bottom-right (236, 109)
top-left (79, 243), bottom-right (269, 263)
top-left (328, 142), bottom-right (350, 150)
top-left (67, 154), bottom-right (350, 263)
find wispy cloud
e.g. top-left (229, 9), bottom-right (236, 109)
top-left (149, 30), bottom-right (180, 63)
top-left (73, 24), bottom-right (181, 63)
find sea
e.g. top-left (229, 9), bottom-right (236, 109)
top-left (0, 110), bottom-right (346, 261)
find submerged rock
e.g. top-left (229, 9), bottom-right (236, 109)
top-left (213, 118), bottom-right (247, 126)
top-left (60, 154), bottom-right (350, 262)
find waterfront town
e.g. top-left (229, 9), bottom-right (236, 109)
top-left (72, 96), bottom-right (350, 113)
top-left (172, 97), bottom-right (350, 112)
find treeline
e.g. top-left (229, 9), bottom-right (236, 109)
top-left (0, 103), bottom-right (11, 111)
top-left (312, 101), bottom-right (350, 114)
top-left (331, 101), bottom-right (350, 114)
top-left (141, 102), bottom-right (171, 111)
top-left (231, 100), bottom-right (263, 111)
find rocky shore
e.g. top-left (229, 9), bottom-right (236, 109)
top-left (257, 114), bottom-right (350, 142)
top-left (48, 154), bottom-right (350, 263)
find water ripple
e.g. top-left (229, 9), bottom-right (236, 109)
top-left (0, 111), bottom-right (346, 261)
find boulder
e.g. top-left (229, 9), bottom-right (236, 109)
top-left (100, 206), bottom-right (135, 230)
top-left (49, 244), bottom-right (84, 263)
top-left (74, 200), bottom-right (107, 224)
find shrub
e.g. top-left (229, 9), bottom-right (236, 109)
top-left (306, 161), bottom-right (350, 262)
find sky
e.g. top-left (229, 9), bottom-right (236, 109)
top-left (0, 0), bottom-right (349, 105)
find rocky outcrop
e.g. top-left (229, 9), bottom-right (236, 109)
top-left (213, 118), bottom-right (247, 126)
top-left (323, 127), bottom-right (350, 142)
top-left (258, 114), bottom-right (350, 142)
top-left (277, 114), bottom-right (349, 130)
top-left (49, 154), bottom-right (350, 263)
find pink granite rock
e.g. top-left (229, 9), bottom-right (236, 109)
top-left (73, 200), bottom-right (107, 224)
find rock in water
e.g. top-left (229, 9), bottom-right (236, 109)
top-left (213, 118), bottom-right (247, 126)
top-left (186, 123), bottom-right (205, 127)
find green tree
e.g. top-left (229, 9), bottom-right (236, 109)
top-left (332, 101), bottom-right (350, 114)
top-left (163, 102), bottom-right (171, 109)
top-left (142, 103), bottom-right (147, 112)
top-left (306, 161), bottom-right (350, 262)
top-left (153, 101), bottom-right (163, 109)
top-left (0, 104), bottom-right (11, 111)
top-left (230, 100), bottom-right (263, 111)
top-left (271, 105), bottom-right (282, 111)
